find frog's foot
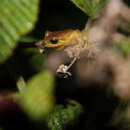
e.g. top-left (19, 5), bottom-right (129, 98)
top-left (56, 57), bottom-right (77, 78)
top-left (57, 64), bottom-right (72, 78)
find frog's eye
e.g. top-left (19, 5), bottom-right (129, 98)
top-left (50, 39), bottom-right (58, 44)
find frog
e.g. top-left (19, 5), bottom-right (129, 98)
top-left (36, 29), bottom-right (92, 77)
top-left (37, 29), bottom-right (81, 51)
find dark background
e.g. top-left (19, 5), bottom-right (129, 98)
top-left (33, 0), bottom-right (87, 38)
top-left (0, 0), bottom-right (130, 130)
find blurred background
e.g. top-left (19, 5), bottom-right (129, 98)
top-left (0, 0), bottom-right (130, 130)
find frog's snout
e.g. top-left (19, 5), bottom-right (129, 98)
top-left (35, 40), bottom-right (45, 53)
top-left (36, 40), bottom-right (43, 48)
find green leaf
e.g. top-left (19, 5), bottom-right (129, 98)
top-left (71, 0), bottom-right (107, 18)
top-left (47, 100), bottom-right (83, 130)
top-left (113, 37), bottom-right (130, 57)
top-left (19, 36), bottom-right (37, 43)
top-left (20, 71), bottom-right (55, 121)
top-left (0, 0), bottom-right (39, 63)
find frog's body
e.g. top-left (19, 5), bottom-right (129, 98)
top-left (37, 29), bottom-right (92, 77)
top-left (39, 29), bottom-right (81, 50)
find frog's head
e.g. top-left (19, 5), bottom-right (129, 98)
top-left (44, 30), bottom-right (70, 43)
top-left (43, 30), bottom-right (76, 45)
top-left (36, 29), bottom-right (80, 51)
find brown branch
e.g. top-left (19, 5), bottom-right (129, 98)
top-left (120, 2), bottom-right (130, 22)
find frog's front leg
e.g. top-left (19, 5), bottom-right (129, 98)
top-left (63, 33), bottom-right (83, 58)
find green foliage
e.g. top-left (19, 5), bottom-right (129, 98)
top-left (47, 100), bottom-right (83, 130)
top-left (0, 0), bottom-right (39, 63)
top-left (19, 36), bottom-right (37, 43)
top-left (20, 71), bottom-right (55, 121)
top-left (71, 0), bottom-right (107, 18)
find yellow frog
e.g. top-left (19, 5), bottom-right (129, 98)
top-left (37, 29), bottom-right (81, 50)
top-left (36, 29), bottom-right (92, 77)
